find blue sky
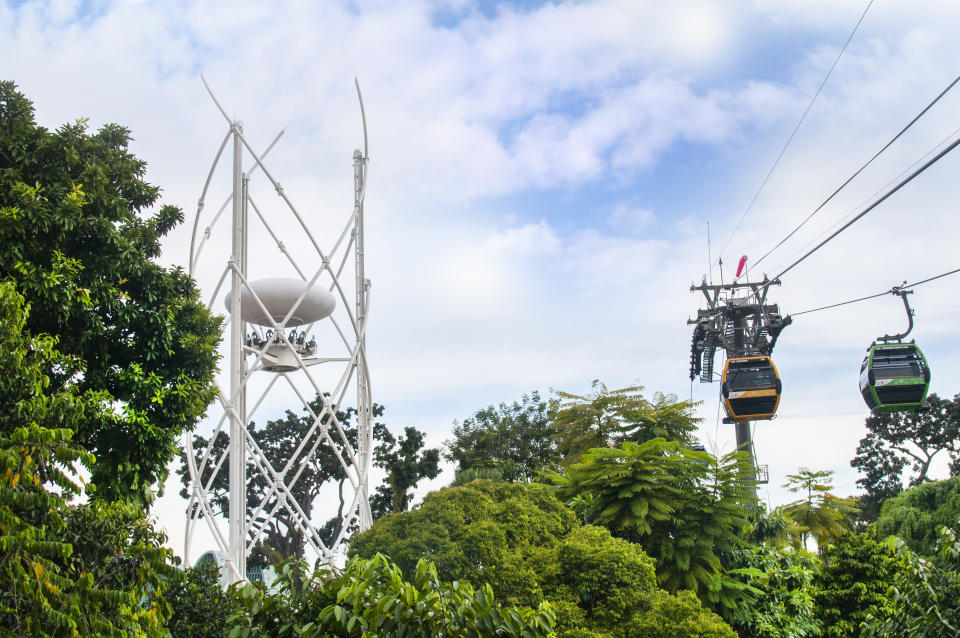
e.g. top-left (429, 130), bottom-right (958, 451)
top-left (3, 0), bottom-right (959, 559)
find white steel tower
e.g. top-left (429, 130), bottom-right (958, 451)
top-left (183, 79), bottom-right (373, 584)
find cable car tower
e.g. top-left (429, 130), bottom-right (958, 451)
top-left (183, 79), bottom-right (374, 584)
top-left (688, 275), bottom-right (791, 490)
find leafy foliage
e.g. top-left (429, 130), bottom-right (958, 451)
top-left (0, 280), bottom-right (171, 636)
top-left (812, 530), bottom-right (902, 638)
top-left (165, 561), bottom-right (243, 638)
top-left (451, 466), bottom-right (504, 486)
top-left (550, 381), bottom-right (700, 462)
top-left (726, 544), bottom-right (820, 638)
top-left (862, 528), bottom-right (960, 637)
top-left (781, 468), bottom-right (856, 550)
top-left (227, 554), bottom-right (556, 637)
top-left (349, 481), bottom-right (578, 607)
top-left (625, 590), bottom-right (737, 638)
top-left (0, 80), bottom-right (222, 504)
top-left (549, 439), bottom-right (756, 615)
top-left (851, 393), bottom-right (960, 521)
top-left (350, 481), bottom-right (734, 637)
top-left (370, 424), bottom-right (441, 520)
top-left (875, 475), bottom-right (960, 556)
top-left (445, 391), bottom-right (562, 482)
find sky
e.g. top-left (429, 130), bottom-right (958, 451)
top-left (3, 0), bottom-right (960, 561)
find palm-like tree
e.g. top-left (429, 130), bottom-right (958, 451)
top-left (782, 468), bottom-right (857, 551)
top-left (550, 380), bottom-right (700, 462)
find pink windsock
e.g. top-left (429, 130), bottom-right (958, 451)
top-left (736, 255), bottom-right (748, 278)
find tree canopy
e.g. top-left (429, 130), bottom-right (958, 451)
top-left (781, 468), bottom-right (856, 550)
top-left (0, 80), bottom-right (221, 504)
top-left (371, 423), bottom-right (441, 519)
top-left (862, 529), bottom-right (960, 637)
top-left (875, 475), bottom-right (960, 556)
top-left (813, 529), bottom-right (903, 638)
top-left (549, 439), bottom-right (756, 615)
top-left (229, 554), bottom-right (557, 638)
top-left (851, 392), bottom-right (960, 521)
top-left (349, 480), bottom-right (735, 637)
top-left (445, 391), bottom-right (562, 483)
top-left (550, 381), bottom-right (700, 462)
top-left (0, 280), bottom-right (173, 636)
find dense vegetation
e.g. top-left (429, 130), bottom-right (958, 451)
top-left (3, 80), bottom-right (960, 635)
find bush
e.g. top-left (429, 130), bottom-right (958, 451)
top-left (227, 554), bottom-right (556, 637)
top-left (165, 561), bottom-right (242, 638)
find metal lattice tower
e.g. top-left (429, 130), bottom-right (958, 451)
top-left (183, 79), bottom-right (373, 584)
top-left (688, 276), bottom-right (791, 491)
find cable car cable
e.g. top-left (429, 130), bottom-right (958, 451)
top-left (791, 290), bottom-right (890, 316)
top-left (791, 266), bottom-right (960, 316)
top-left (717, 0), bottom-right (875, 262)
top-left (743, 71), bottom-right (960, 278)
top-left (768, 132), bottom-right (960, 283)
top-left (903, 266), bottom-right (960, 289)
top-left (758, 123), bottom-right (960, 286)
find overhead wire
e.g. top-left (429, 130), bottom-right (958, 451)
top-left (791, 266), bottom-right (960, 317)
top-left (744, 71), bottom-right (960, 278)
top-left (765, 123), bottom-right (960, 278)
top-left (769, 131), bottom-right (960, 283)
top-left (717, 0), bottom-right (875, 261)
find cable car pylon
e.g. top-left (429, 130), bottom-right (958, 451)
top-left (688, 275), bottom-right (791, 496)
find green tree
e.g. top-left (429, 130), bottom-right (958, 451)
top-left (0, 280), bottom-right (171, 636)
top-left (875, 475), bottom-right (960, 556)
top-left (548, 440), bottom-right (756, 615)
top-left (550, 381), bottom-right (699, 462)
top-left (813, 530), bottom-right (902, 638)
top-left (164, 561), bottom-right (243, 638)
top-left (862, 528), bottom-right (960, 637)
top-left (451, 466), bottom-right (504, 486)
top-left (781, 468), bottom-right (857, 550)
top-left (851, 393), bottom-right (960, 521)
top-left (445, 391), bottom-right (562, 482)
top-left (725, 544), bottom-right (820, 638)
top-left (0, 80), bottom-right (222, 504)
top-left (370, 424), bottom-right (441, 519)
top-left (349, 481), bottom-right (578, 607)
top-left (228, 554), bottom-right (556, 638)
top-left (626, 590), bottom-right (737, 638)
top-left (349, 480), bottom-right (735, 637)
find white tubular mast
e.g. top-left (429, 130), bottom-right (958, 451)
top-left (184, 78), bottom-right (373, 584)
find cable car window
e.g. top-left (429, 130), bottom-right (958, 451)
top-left (727, 361), bottom-right (777, 391)
top-left (872, 348), bottom-right (924, 379)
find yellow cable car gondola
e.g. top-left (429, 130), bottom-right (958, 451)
top-left (721, 355), bottom-right (782, 422)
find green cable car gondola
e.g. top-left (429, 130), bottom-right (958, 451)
top-left (721, 355), bottom-right (782, 422)
top-left (859, 342), bottom-right (930, 412)
top-left (859, 287), bottom-right (930, 413)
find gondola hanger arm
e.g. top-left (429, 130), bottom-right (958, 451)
top-left (878, 283), bottom-right (914, 343)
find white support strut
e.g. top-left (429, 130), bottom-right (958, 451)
top-left (183, 78), bottom-right (373, 583)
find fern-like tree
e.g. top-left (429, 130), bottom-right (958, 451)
top-left (550, 380), bottom-right (700, 462)
top-left (549, 439), bottom-right (757, 617)
top-left (782, 468), bottom-right (857, 551)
